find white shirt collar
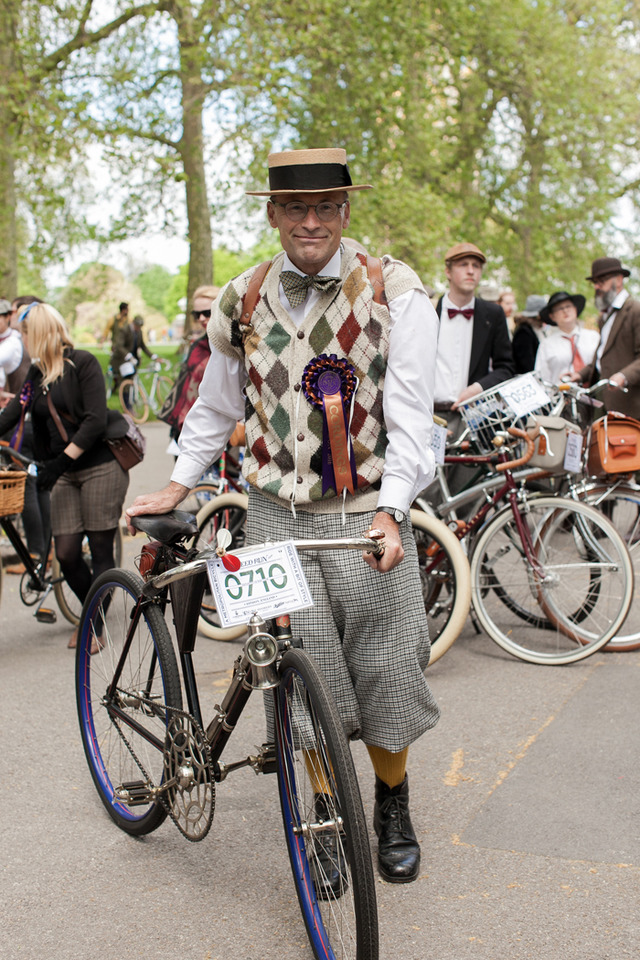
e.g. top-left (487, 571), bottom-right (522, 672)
top-left (443, 292), bottom-right (475, 313)
top-left (282, 248), bottom-right (342, 278)
top-left (612, 288), bottom-right (629, 311)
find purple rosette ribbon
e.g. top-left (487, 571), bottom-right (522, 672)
top-left (302, 353), bottom-right (358, 495)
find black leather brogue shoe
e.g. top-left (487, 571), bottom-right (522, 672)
top-left (373, 774), bottom-right (421, 883)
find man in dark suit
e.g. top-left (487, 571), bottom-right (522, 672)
top-left (430, 242), bottom-right (514, 497)
top-left (434, 242), bottom-right (514, 412)
top-left (576, 256), bottom-right (640, 420)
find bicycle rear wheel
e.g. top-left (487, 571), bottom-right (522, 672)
top-left (274, 648), bottom-right (378, 960)
top-left (53, 525), bottom-right (124, 625)
top-left (119, 378), bottom-right (149, 423)
top-left (470, 496), bottom-right (633, 664)
top-left (76, 569), bottom-right (182, 835)
top-left (578, 484), bottom-right (640, 651)
top-left (411, 509), bottom-right (471, 665)
top-left (195, 492), bottom-right (248, 641)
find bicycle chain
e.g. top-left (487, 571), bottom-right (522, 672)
top-left (109, 691), bottom-right (216, 842)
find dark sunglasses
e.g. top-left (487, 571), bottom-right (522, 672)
top-left (191, 309), bottom-right (212, 320)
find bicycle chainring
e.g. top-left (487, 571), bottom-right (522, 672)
top-left (163, 712), bottom-right (216, 841)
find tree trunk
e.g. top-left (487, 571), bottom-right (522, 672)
top-left (0, 3), bottom-right (19, 298)
top-left (177, 21), bottom-right (213, 336)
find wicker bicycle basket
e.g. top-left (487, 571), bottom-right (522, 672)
top-left (0, 470), bottom-right (27, 516)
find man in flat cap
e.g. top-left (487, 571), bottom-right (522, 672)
top-left (575, 256), bottom-right (640, 418)
top-left (431, 243), bottom-right (514, 493)
top-left (127, 147), bottom-right (440, 889)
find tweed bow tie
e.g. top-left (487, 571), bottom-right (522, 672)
top-left (280, 271), bottom-right (342, 309)
top-left (448, 307), bottom-right (474, 319)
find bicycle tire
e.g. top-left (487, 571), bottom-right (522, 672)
top-left (470, 496), bottom-right (633, 664)
top-left (53, 525), bottom-right (124, 625)
top-left (274, 647), bottom-right (378, 960)
top-left (410, 509), bottom-right (471, 665)
top-left (119, 378), bottom-right (149, 423)
top-left (76, 568), bottom-right (182, 835)
top-left (578, 484), bottom-right (640, 650)
top-left (194, 492), bottom-right (248, 641)
top-left (151, 375), bottom-right (173, 413)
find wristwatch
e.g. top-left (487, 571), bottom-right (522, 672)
top-left (376, 506), bottom-right (406, 524)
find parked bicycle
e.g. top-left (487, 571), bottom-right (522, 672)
top-left (119, 358), bottom-right (174, 424)
top-left (76, 513), bottom-right (382, 960)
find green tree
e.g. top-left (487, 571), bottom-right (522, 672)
top-left (134, 264), bottom-right (173, 314)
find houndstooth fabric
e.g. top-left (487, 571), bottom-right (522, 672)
top-left (210, 246), bottom-right (424, 511)
top-left (247, 490), bottom-right (440, 751)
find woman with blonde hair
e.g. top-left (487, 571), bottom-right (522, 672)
top-left (1, 303), bottom-right (129, 648)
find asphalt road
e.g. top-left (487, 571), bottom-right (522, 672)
top-left (1, 423), bottom-right (639, 960)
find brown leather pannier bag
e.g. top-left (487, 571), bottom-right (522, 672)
top-left (586, 412), bottom-right (640, 476)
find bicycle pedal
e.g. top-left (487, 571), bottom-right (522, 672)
top-left (35, 608), bottom-right (57, 624)
top-left (257, 744), bottom-right (277, 775)
top-left (114, 780), bottom-right (154, 806)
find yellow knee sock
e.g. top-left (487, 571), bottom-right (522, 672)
top-left (304, 749), bottom-right (332, 795)
top-left (366, 745), bottom-right (408, 789)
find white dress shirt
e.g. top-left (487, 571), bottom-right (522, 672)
top-left (434, 293), bottom-right (474, 402)
top-left (596, 288), bottom-right (629, 370)
top-left (534, 325), bottom-right (600, 385)
top-left (172, 248), bottom-right (438, 513)
top-left (0, 328), bottom-right (24, 379)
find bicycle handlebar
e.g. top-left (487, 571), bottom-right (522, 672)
top-left (0, 440), bottom-right (38, 472)
top-left (495, 426), bottom-right (537, 473)
top-left (142, 533), bottom-right (386, 596)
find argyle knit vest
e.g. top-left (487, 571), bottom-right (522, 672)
top-left (210, 248), bottom-right (424, 512)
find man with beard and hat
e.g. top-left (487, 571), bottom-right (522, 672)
top-left (126, 147), bottom-right (440, 887)
top-left (574, 256), bottom-right (640, 419)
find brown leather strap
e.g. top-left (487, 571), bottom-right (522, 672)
top-left (366, 255), bottom-right (387, 306)
top-left (46, 393), bottom-right (69, 443)
top-left (240, 260), bottom-right (272, 325)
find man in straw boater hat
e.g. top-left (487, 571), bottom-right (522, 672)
top-left (126, 147), bottom-right (440, 886)
top-left (571, 256), bottom-right (640, 420)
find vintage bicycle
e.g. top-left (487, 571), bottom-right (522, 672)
top-left (76, 512), bottom-right (384, 960)
top-left (119, 358), bottom-right (174, 424)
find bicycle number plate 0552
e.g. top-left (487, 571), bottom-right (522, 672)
top-left (206, 541), bottom-right (314, 627)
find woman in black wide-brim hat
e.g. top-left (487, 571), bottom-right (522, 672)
top-left (534, 291), bottom-right (599, 385)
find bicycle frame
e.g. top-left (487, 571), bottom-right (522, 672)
top-left (101, 534), bottom-right (383, 782)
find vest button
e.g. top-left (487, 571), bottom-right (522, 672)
top-left (297, 433), bottom-right (304, 442)
top-left (297, 476), bottom-right (303, 484)
top-left (294, 383), bottom-right (301, 392)
top-left (297, 330), bottom-right (304, 339)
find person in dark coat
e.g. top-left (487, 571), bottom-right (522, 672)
top-left (512, 295), bottom-right (549, 374)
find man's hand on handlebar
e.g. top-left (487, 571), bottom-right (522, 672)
top-left (125, 481), bottom-right (190, 535)
top-left (363, 512), bottom-right (404, 573)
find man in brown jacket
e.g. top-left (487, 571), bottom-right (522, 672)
top-left (577, 256), bottom-right (640, 419)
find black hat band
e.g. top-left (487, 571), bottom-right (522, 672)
top-left (269, 162), bottom-right (353, 193)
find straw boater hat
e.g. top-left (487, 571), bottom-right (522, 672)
top-left (246, 148), bottom-right (373, 197)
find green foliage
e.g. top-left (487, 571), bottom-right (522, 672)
top-left (134, 264), bottom-right (173, 314)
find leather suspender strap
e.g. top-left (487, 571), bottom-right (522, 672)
top-left (240, 260), bottom-right (272, 325)
top-left (366, 255), bottom-right (387, 306)
top-left (46, 392), bottom-right (70, 443)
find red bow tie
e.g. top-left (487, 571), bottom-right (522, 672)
top-left (448, 307), bottom-right (474, 319)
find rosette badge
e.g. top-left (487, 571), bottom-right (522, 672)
top-left (302, 354), bottom-right (358, 496)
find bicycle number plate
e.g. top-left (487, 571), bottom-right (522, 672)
top-left (206, 541), bottom-right (314, 627)
top-left (499, 374), bottom-right (550, 417)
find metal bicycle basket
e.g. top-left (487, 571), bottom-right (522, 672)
top-left (457, 374), bottom-right (558, 455)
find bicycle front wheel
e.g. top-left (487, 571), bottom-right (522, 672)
top-left (53, 525), bottom-right (124, 625)
top-left (195, 492), bottom-right (248, 641)
top-left (119, 378), bottom-right (149, 423)
top-left (274, 648), bottom-right (378, 960)
top-left (470, 496), bottom-right (633, 664)
top-left (411, 509), bottom-right (471, 666)
top-left (76, 569), bottom-right (182, 835)
top-left (151, 375), bottom-right (173, 413)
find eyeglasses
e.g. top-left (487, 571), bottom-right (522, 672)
top-left (271, 200), bottom-right (347, 223)
top-left (550, 303), bottom-right (575, 315)
top-left (191, 309), bottom-right (211, 320)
